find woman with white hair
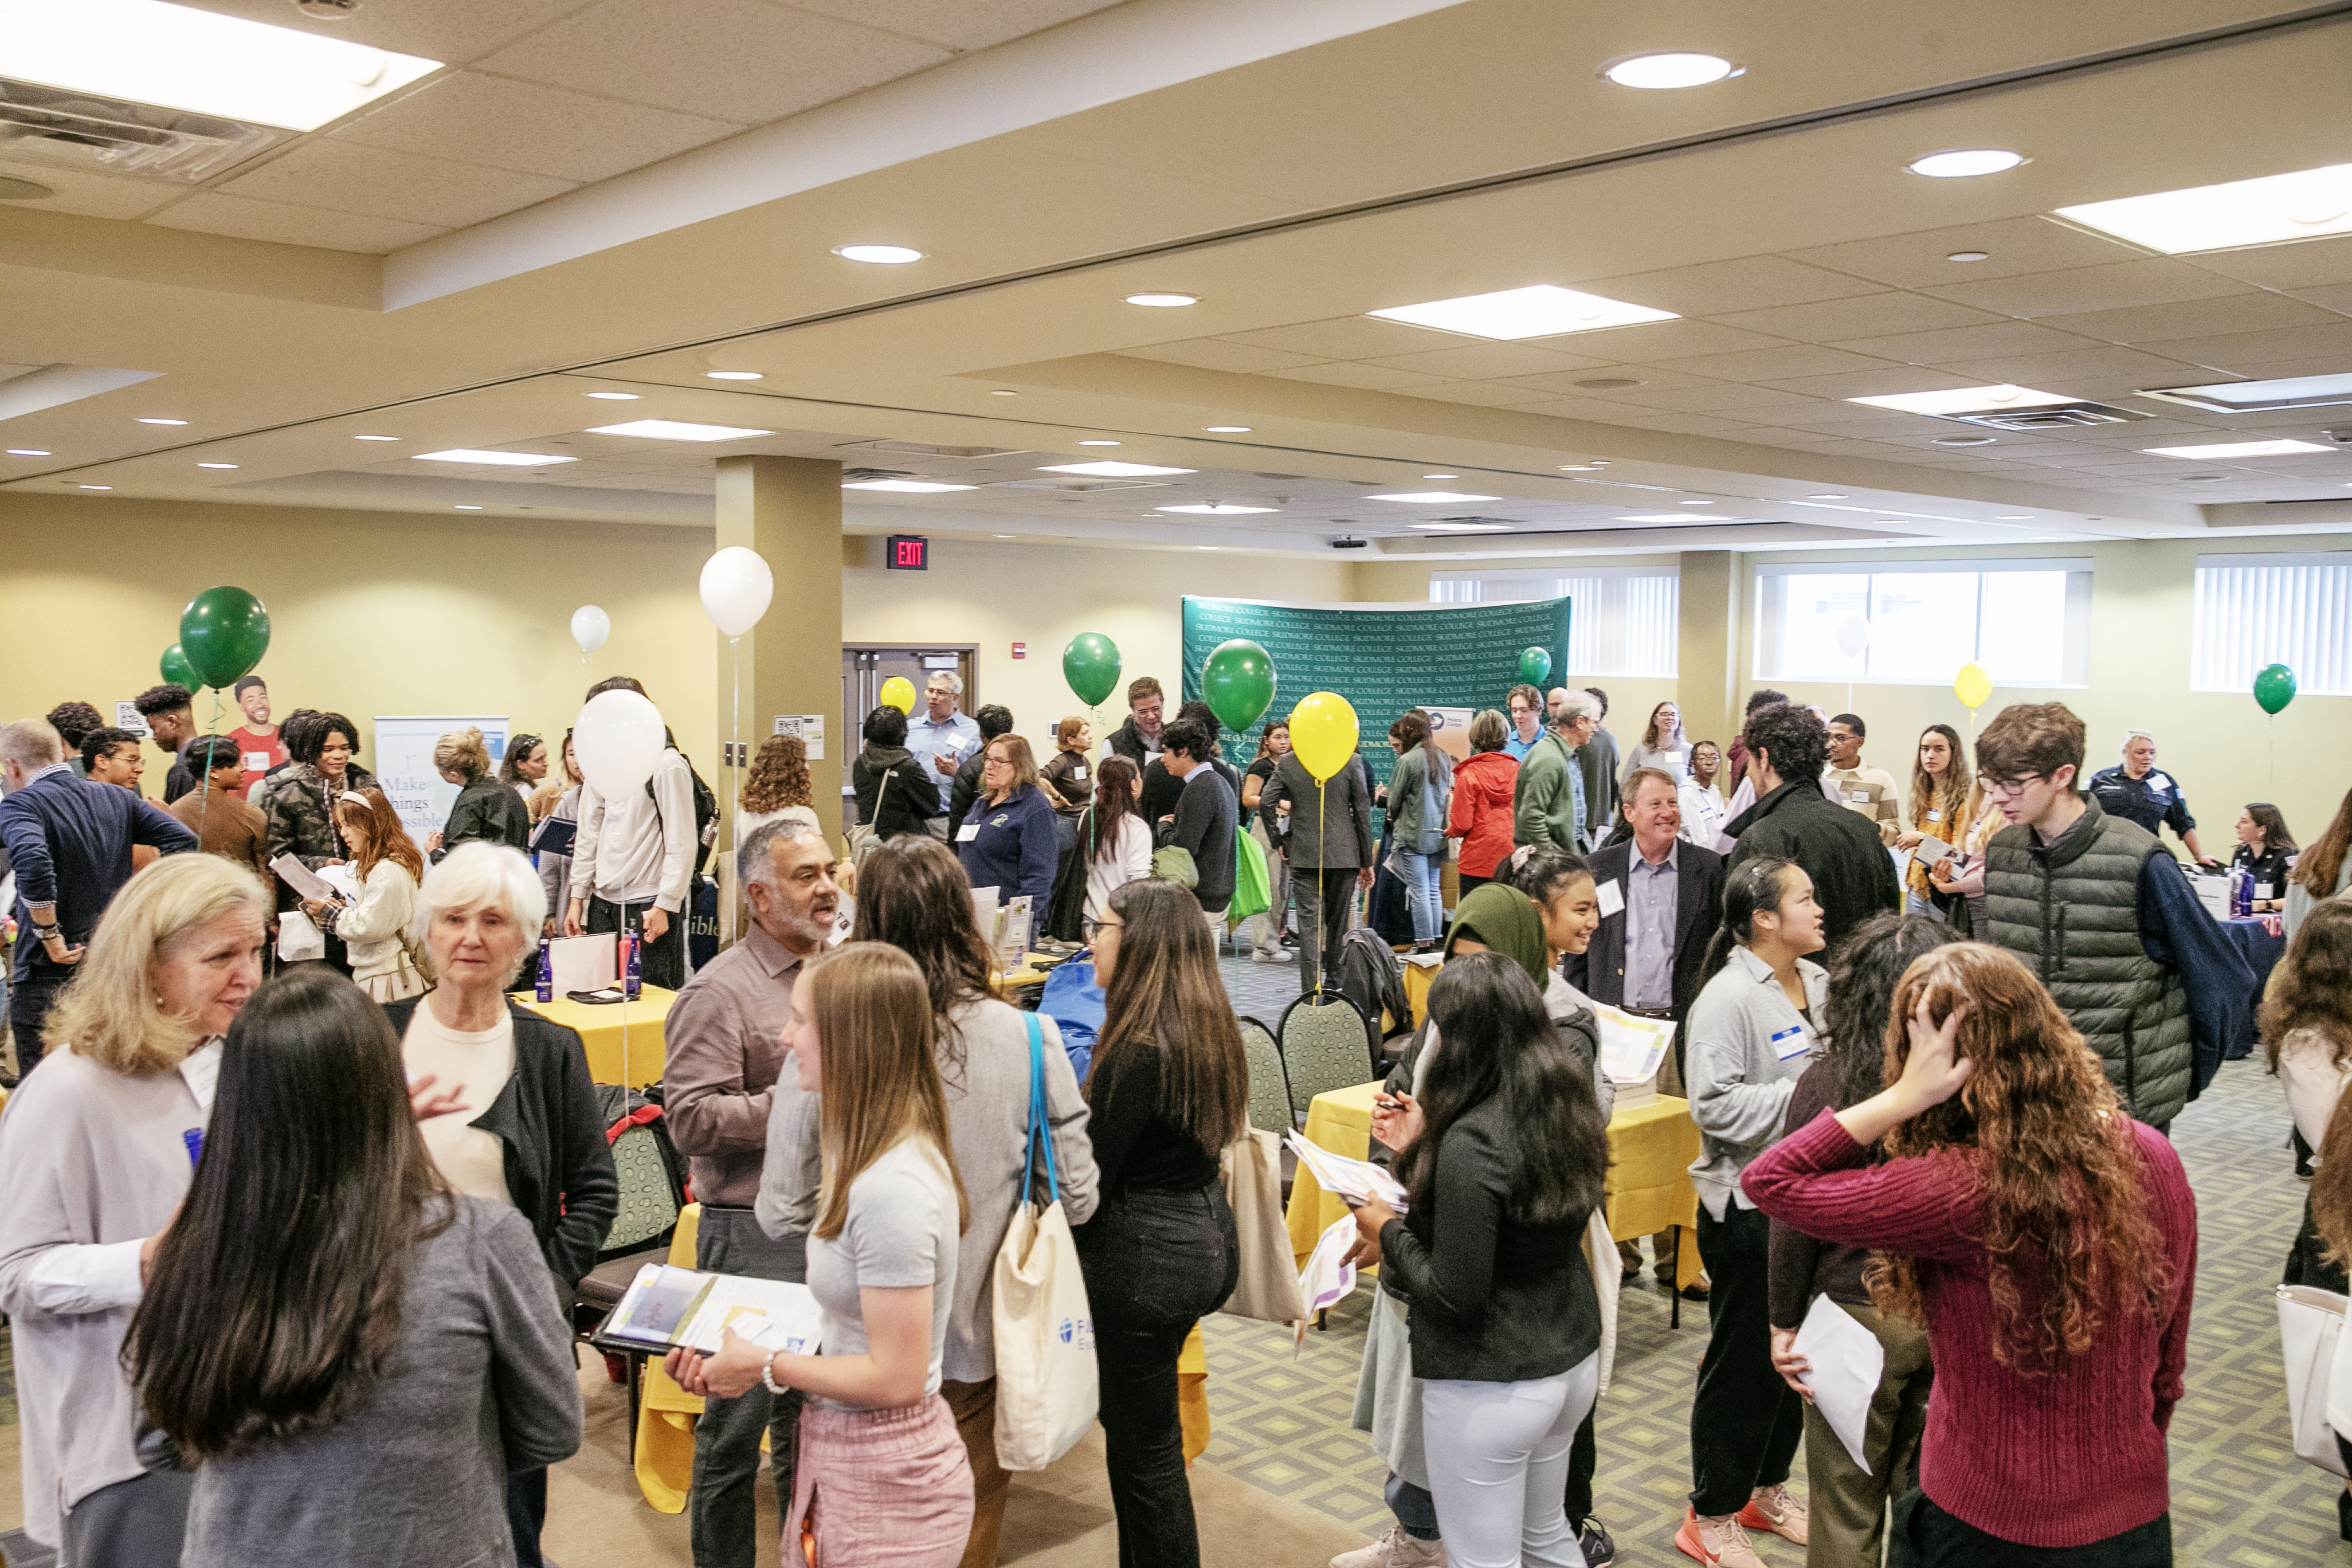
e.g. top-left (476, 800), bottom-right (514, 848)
top-left (379, 841), bottom-right (617, 1568)
top-left (0, 854), bottom-right (268, 1561)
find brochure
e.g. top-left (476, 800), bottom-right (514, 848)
top-left (1592, 1002), bottom-right (1675, 1086)
top-left (1285, 1130), bottom-right (1409, 1212)
top-left (592, 1263), bottom-right (824, 1358)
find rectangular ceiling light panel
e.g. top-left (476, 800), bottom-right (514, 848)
top-left (2056, 160), bottom-right (2352, 254)
top-left (1369, 285), bottom-right (1677, 341)
top-left (2141, 439), bottom-right (2333, 459)
top-left (842, 479), bottom-right (976, 492)
top-left (412, 449), bottom-right (577, 467)
top-left (3, 0), bottom-right (442, 131)
top-left (1036, 461), bottom-right (1195, 477)
top-left (1847, 385), bottom-right (2076, 415)
top-left (2137, 373), bottom-right (2352, 414)
top-left (589, 420), bottom-right (773, 441)
top-left (1367, 491), bottom-right (1501, 503)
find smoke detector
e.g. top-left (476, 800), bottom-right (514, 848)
top-left (1330, 535), bottom-right (1368, 550)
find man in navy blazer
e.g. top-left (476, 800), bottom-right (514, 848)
top-left (1566, 767), bottom-right (1726, 1073)
top-left (1, 718), bottom-right (199, 1076)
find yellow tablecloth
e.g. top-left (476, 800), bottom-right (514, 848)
top-left (513, 986), bottom-right (675, 1088)
top-left (1282, 1081), bottom-right (1702, 1287)
top-left (994, 952), bottom-right (1064, 993)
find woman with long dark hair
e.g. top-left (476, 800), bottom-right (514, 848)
top-left (1624, 700), bottom-right (1690, 782)
top-left (128, 970), bottom-right (582, 1567)
top-left (1343, 952), bottom-right (1610, 1568)
top-left (499, 732), bottom-right (550, 801)
top-left (1077, 878), bottom-right (1245, 1568)
top-left (1678, 856), bottom-right (1828, 1566)
top-left (2290, 783), bottom-right (2352, 937)
top-left (1895, 725), bottom-right (1970, 922)
top-left (2267, 901), bottom-right (2352, 1292)
top-left (1763, 913), bottom-right (1958, 1568)
top-left (1384, 709), bottom-right (1454, 952)
top-left (2231, 802), bottom-right (2299, 914)
top-left (1083, 754), bottom-right (1153, 924)
top-left (1745, 943), bottom-right (2196, 1566)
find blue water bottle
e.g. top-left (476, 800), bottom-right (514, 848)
top-left (2229, 863), bottom-right (2253, 918)
top-left (623, 929), bottom-right (642, 999)
top-left (535, 938), bottom-right (554, 1002)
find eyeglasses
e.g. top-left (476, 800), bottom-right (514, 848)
top-left (1977, 771), bottom-right (2046, 800)
top-left (1081, 916), bottom-right (1123, 940)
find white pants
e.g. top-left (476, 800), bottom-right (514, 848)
top-left (1421, 1354), bottom-right (1598, 1568)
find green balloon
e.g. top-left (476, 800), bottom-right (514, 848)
top-left (1518, 646), bottom-right (1553, 687)
top-left (160, 642), bottom-right (201, 692)
top-left (179, 586), bottom-right (271, 691)
top-left (1201, 638), bottom-right (1276, 734)
top-left (2255, 663), bottom-right (2297, 716)
top-left (1063, 632), bottom-right (1121, 707)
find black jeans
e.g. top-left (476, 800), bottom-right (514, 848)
top-left (8, 970), bottom-right (68, 1076)
top-left (1892, 1493), bottom-right (2170, 1567)
top-left (1689, 1204), bottom-right (1804, 1517)
top-left (587, 895), bottom-right (686, 991)
top-left (1292, 869), bottom-right (1358, 995)
top-left (1563, 1404), bottom-right (1599, 1522)
top-left (1078, 1185), bottom-right (1240, 1568)
top-left (507, 1465), bottom-right (547, 1568)
top-left (691, 1207), bottom-right (805, 1567)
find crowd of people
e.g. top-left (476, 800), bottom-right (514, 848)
top-left (3, 658), bottom-right (2349, 1568)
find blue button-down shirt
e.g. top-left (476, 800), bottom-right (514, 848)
top-left (1624, 840), bottom-right (1679, 1011)
top-left (905, 709), bottom-right (982, 810)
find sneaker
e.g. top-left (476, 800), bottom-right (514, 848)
top-left (1675, 1509), bottom-right (1764, 1568)
top-left (1253, 947), bottom-right (1289, 965)
top-left (1330, 1524), bottom-right (1447, 1568)
top-left (1738, 1485), bottom-right (1809, 1546)
top-left (1574, 1515), bottom-right (1618, 1567)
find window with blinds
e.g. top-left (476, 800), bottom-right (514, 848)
top-left (1429, 567), bottom-right (1679, 676)
top-left (1753, 558), bottom-right (2091, 687)
top-left (2192, 552), bottom-right (2352, 696)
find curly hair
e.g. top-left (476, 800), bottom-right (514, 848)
top-left (2262, 900), bottom-right (2352, 1076)
top-left (1741, 702), bottom-right (1827, 785)
top-left (45, 701), bottom-right (105, 751)
top-left (1869, 943), bottom-right (2168, 1370)
top-left (740, 734), bottom-right (811, 813)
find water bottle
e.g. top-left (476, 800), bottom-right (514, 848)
top-left (623, 929), bottom-right (642, 999)
top-left (2229, 863), bottom-right (2253, 918)
top-left (534, 938), bottom-right (554, 1002)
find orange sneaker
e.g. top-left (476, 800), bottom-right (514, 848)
top-left (1675, 1508), bottom-right (1765, 1567)
top-left (1737, 1484), bottom-right (1809, 1545)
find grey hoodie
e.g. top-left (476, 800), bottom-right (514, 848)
top-left (1683, 944), bottom-right (1830, 1220)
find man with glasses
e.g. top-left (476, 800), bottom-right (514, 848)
top-left (1975, 703), bottom-right (2254, 1131)
top-left (1503, 683), bottom-right (1545, 761)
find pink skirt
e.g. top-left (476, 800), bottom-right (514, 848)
top-left (785, 1394), bottom-right (974, 1568)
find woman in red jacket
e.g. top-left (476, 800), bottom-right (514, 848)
top-left (1445, 709), bottom-right (1519, 895)
top-left (1742, 941), bottom-right (2194, 1568)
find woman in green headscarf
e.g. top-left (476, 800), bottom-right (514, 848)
top-left (1440, 882), bottom-right (1553, 991)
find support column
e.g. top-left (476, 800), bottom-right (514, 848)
top-left (1677, 550), bottom-right (1741, 752)
top-left (715, 456), bottom-right (844, 860)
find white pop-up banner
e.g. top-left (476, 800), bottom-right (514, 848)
top-left (372, 715), bottom-right (510, 846)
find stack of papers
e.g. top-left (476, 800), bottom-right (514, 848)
top-left (1593, 1002), bottom-right (1674, 1087)
top-left (594, 1264), bottom-right (824, 1357)
top-left (1296, 1214), bottom-right (1360, 1346)
top-left (1285, 1130), bottom-right (1409, 1212)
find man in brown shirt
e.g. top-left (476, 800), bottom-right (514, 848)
top-left (166, 736), bottom-right (271, 883)
top-left (661, 817), bottom-right (840, 1568)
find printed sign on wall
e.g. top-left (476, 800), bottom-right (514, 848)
top-left (373, 715), bottom-right (510, 846)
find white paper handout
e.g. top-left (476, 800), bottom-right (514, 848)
top-left (1591, 1002), bottom-right (1674, 1085)
top-left (598, 1263), bottom-right (825, 1356)
top-left (1296, 1214), bottom-right (1360, 1347)
top-left (548, 933), bottom-right (617, 994)
top-left (1285, 1130), bottom-right (1409, 1212)
top-left (1793, 1294), bottom-right (1885, 1473)
top-left (1911, 836), bottom-right (1958, 867)
top-left (268, 852), bottom-right (336, 903)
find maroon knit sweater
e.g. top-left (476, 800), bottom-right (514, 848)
top-left (1742, 1109), bottom-right (2196, 1549)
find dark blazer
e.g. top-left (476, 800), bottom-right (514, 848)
top-left (1258, 753), bottom-right (1374, 870)
top-left (1566, 836), bottom-right (1726, 1023)
top-left (0, 766), bottom-right (198, 982)
top-left (1724, 779), bottom-right (1903, 951)
top-left (381, 996), bottom-right (619, 1292)
top-left (435, 775), bottom-right (530, 860)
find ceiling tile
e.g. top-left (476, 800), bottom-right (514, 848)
top-left (215, 141), bottom-right (575, 229)
top-left (1610, 384), bottom-right (1832, 416)
top-left (1829, 319), bottom-right (2092, 366)
top-left (333, 72), bottom-right (742, 183)
top-left (1119, 339), bottom-right (1327, 374)
top-left (1259, 362), bottom-right (1447, 391)
top-left (145, 193), bottom-right (450, 253)
top-left (1508, 397), bottom-right (1667, 421)
top-left (1218, 316), bottom-right (1461, 360)
top-left (1599, 411), bottom-right (1756, 436)
top-left (1575, 256), bottom-right (1883, 315)
top-left (1488, 364), bottom-right (1720, 397)
top-left (2133, 322), bottom-right (2352, 372)
top-left (1361, 343), bottom-right (1606, 379)
top-left (2292, 283), bottom-right (2352, 316)
top-left (1784, 216), bottom-right (2149, 288)
top-left (1711, 292), bottom-right (2002, 343)
top-left (1538, 319), bottom-right (1790, 362)
top-left (1751, 367), bottom-right (1987, 400)
top-left (1920, 257), bottom-right (2259, 319)
top-left (1410, 381), bottom-right (1560, 407)
top-left (2038, 292), bottom-right (2343, 345)
top-left (477, 0), bottom-right (951, 122)
top-left (1650, 344), bottom-right (1903, 382)
top-left (783, 0), bottom-right (1123, 51)
top-left (0, 160), bottom-right (183, 221)
top-left (2181, 234), bottom-right (2352, 291)
top-left (1929, 344), bottom-right (2216, 390)
top-left (186, 0), bottom-right (606, 65)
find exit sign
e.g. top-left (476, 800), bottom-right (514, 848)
top-left (886, 534), bottom-right (929, 570)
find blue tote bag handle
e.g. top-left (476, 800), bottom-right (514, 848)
top-left (1020, 1012), bottom-right (1061, 1210)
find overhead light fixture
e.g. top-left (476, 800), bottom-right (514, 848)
top-left (1409, 520), bottom-right (1514, 532)
top-left (585, 391), bottom-right (640, 401)
top-left (1558, 462), bottom-right (1610, 471)
top-left (1038, 461), bottom-right (1196, 477)
top-left (1367, 491), bottom-right (1500, 503)
top-left (1198, 546), bottom-right (1221, 551)
top-left (78, 484), bottom-right (111, 490)
top-left (411, 449), bottom-right (577, 467)
top-left (1599, 52), bottom-right (1743, 89)
top-left (1933, 435), bottom-right (2000, 446)
top-left (2142, 438), bottom-right (2332, 458)
top-left (1679, 499), bottom-right (1715, 505)
top-left (1370, 284), bottom-right (1676, 341)
top-left (1204, 425), bottom-right (1251, 433)
top-left (705, 370), bottom-right (763, 381)
top-left (1125, 292), bottom-right (1197, 307)
top-left (354, 434), bottom-right (399, 441)
top-left (1805, 493), bottom-right (1849, 500)
top-left (1849, 385), bottom-right (2072, 415)
top-left (1079, 440), bottom-right (1122, 446)
top-left (1424, 473), bottom-right (1459, 479)
top-left (1947, 250), bottom-right (1992, 261)
top-left (1158, 503), bottom-right (1277, 515)
top-left (2137, 372), bottom-right (2352, 414)
top-left (2057, 159), bottom-right (2352, 253)
top-left (454, 504), bottom-right (483, 510)
top-left (832, 244), bottom-right (922, 264)
top-left (588, 419), bottom-right (773, 442)
top-left (842, 479), bottom-right (977, 493)
top-left (196, 461), bottom-right (236, 468)
top-left (1996, 514), bottom-right (2035, 520)
top-left (136, 417), bottom-right (187, 425)
top-left (7, 448), bottom-right (51, 456)
top-left (1907, 148), bottom-right (2026, 178)
top-left (990, 390), bottom-right (1019, 397)
top-left (1617, 512), bottom-right (1717, 522)
top-left (995, 533), bottom-right (1015, 538)
top-left (3, 0), bottom-right (441, 132)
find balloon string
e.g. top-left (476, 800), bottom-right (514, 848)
top-left (1315, 778), bottom-right (1326, 1001)
top-left (728, 638), bottom-right (740, 950)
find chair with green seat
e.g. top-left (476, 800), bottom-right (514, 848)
top-left (573, 1123), bottom-right (683, 1431)
top-left (1276, 991), bottom-right (1378, 1123)
top-left (1237, 1015), bottom-right (1292, 1135)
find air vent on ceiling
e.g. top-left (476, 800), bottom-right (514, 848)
top-left (835, 440), bottom-right (1024, 460)
top-left (1931, 399), bottom-right (2151, 432)
top-left (841, 467), bottom-right (916, 484)
top-left (0, 78), bottom-right (285, 182)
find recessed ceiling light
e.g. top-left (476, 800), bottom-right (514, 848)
top-left (1932, 435), bottom-right (1999, 446)
top-left (1159, 503), bottom-right (1278, 515)
top-left (6, 0), bottom-right (442, 132)
top-left (1558, 462), bottom-right (1610, 471)
top-left (1409, 520), bottom-right (1514, 532)
top-left (842, 479), bottom-right (979, 493)
top-left (2137, 372), bottom-right (2352, 414)
top-left (1575, 377), bottom-right (1647, 390)
top-left (1679, 499), bottom-right (1714, 505)
top-left (7, 448), bottom-right (50, 456)
top-left (1370, 284), bottom-right (1676, 341)
top-left (832, 244), bottom-right (923, 264)
top-left (1125, 293), bottom-right (1197, 307)
top-left (454, 504), bottom-right (484, 510)
top-left (411, 449), bottom-right (577, 467)
top-left (1946, 250), bottom-right (1990, 262)
top-left (2143, 438), bottom-right (2332, 458)
top-left (1600, 52), bottom-right (1743, 89)
top-left (1367, 491), bottom-right (1500, 503)
top-left (588, 419), bottom-right (773, 442)
top-left (1204, 425), bottom-right (1251, 433)
top-left (354, 434), bottom-right (399, 441)
top-left (1805, 493), bottom-right (1849, 499)
top-left (1618, 513), bottom-right (1715, 522)
top-left (78, 484), bottom-right (111, 490)
top-left (994, 533), bottom-right (1015, 538)
top-left (585, 391), bottom-right (640, 401)
top-left (1849, 384), bottom-right (2072, 415)
top-left (2057, 160), bottom-right (2352, 253)
top-left (1037, 461), bottom-right (1196, 477)
top-left (1995, 514), bottom-right (2035, 520)
top-left (196, 461), bottom-right (236, 469)
top-left (1424, 473), bottom-right (1460, 479)
top-left (1079, 440), bottom-right (1122, 446)
top-left (705, 370), bottom-right (763, 381)
top-left (990, 390), bottom-right (1019, 397)
top-left (1197, 546), bottom-right (1221, 551)
top-left (1907, 149), bottom-right (2026, 178)
top-left (136, 417), bottom-right (188, 425)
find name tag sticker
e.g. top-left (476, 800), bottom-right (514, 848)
top-left (1595, 879), bottom-right (1625, 919)
top-left (1072, 767), bottom-right (1087, 782)
top-left (1770, 1023), bottom-right (1809, 1061)
top-left (1848, 789), bottom-right (1872, 803)
top-left (243, 751), bottom-right (270, 771)
top-left (1925, 808), bottom-right (1942, 823)
top-left (955, 824), bottom-right (981, 843)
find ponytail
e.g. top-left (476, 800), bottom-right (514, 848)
top-left (1704, 856), bottom-right (1795, 981)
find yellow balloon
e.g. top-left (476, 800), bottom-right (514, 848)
top-left (1953, 663), bottom-right (1993, 710)
top-left (1288, 691), bottom-right (1360, 783)
top-left (879, 676), bottom-right (918, 714)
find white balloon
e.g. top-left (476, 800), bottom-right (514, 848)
top-left (1835, 615), bottom-right (1872, 658)
top-left (574, 689), bottom-right (665, 799)
top-left (699, 546), bottom-right (774, 637)
top-left (570, 604), bottom-right (610, 654)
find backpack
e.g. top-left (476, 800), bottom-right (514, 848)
top-left (647, 748), bottom-right (722, 877)
top-left (1337, 926), bottom-right (1410, 1042)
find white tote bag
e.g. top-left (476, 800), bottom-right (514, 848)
top-left (992, 1014), bottom-right (1100, 1472)
top-left (2279, 1283), bottom-right (2350, 1476)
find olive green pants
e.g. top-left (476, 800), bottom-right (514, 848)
top-left (1804, 1300), bottom-right (1932, 1568)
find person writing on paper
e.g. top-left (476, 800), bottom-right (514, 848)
top-left (1676, 856), bottom-right (1829, 1568)
top-left (128, 970), bottom-right (583, 1568)
top-left (306, 789), bottom-right (429, 1003)
top-left (672, 943), bottom-right (975, 1568)
top-left (1763, 914), bottom-right (1958, 1568)
top-left (1075, 879), bottom-right (1245, 1568)
top-left (565, 676), bottom-right (697, 990)
top-left (957, 734), bottom-right (1060, 952)
top-left (1895, 726), bottom-right (1971, 922)
top-left (1743, 943), bottom-right (2197, 1566)
top-left (0, 853), bottom-right (265, 1560)
top-left (381, 843), bottom-right (617, 1568)
top-left (1344, 952), bottom-right (1611, 1568)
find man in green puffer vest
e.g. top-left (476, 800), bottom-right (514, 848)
top-left (1975, 703), bottom-right (2256, 1129)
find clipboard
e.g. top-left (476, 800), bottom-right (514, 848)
top-left (590, 1263), bottom-right (824, 1359)
top-left (528, 815), bottom-right (577, 857)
